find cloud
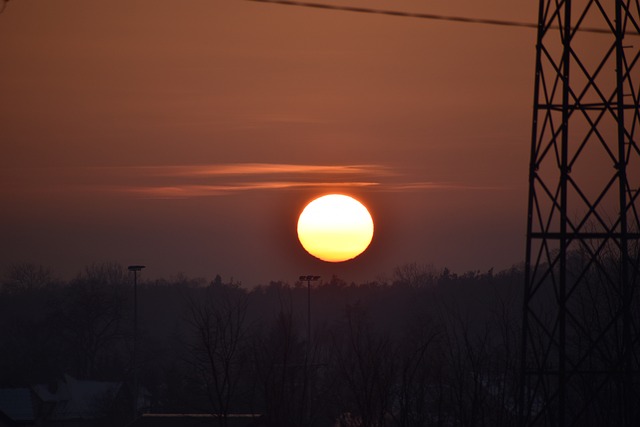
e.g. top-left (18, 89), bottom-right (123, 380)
top-left (1, 163), bottom-right (506, 199)
top-left (124, 181), bottom-right (380, 198)
top-left (116, 164), bottom-right (507, 198)
top-left (385, 182), bottom-right (509, 191)
top-left (133, 163), bottom-right (390, 177)
top-left (97, 163), bottom-right (390, 198)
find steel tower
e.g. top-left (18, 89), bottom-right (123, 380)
top-left (521, 0), bottom-right (640, 426)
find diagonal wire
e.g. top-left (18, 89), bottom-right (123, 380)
top-left (247, 0), bottom-right (640, 35)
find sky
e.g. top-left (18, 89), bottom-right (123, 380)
top-left (0, 0), bottom-right (540, 286)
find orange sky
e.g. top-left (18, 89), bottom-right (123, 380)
top-left (0, 0), bottom-right (540, 285)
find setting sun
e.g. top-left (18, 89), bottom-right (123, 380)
top-left (297, 194), bottom-right (374, 262)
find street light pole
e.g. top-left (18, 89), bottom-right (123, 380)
top-left (128, 265), bottom-right (145, 419)
top-left (299, 274), bottom-right (320, 425)
top-left (299, 275), bottom-right (320, 347)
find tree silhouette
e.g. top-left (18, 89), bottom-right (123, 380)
top-left (332, 303), bottom-right (395, 427)
top-left (187, 282), bottom-right (249, 426)
top-left (51, 262), bottom-right (127, 379)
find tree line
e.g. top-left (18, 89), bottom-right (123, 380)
top-left (0, 262), bottom-right (524, 427)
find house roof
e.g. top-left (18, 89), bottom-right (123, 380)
top-left (32, 375), bottom-right (121, 420)
top-left (0, 389), bottom-right (34, 422)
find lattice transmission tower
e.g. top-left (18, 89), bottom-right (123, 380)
top-left (520, 0), bottom-right (640, 426)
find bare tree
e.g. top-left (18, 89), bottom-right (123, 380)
top-left (53, 262), bottom-right (127, 379)
top-left (2, 262), bottom-right (54, 293)
top-left (332, 303), bottom-right (395, 427)
top-left (392, 313), bottom-right (441, 427)
top-left (485, 274), bottom-right (521, 427)
top-left (187, 283), bottom-right (249, 427)
top-left (441, 305), bottom-right (491, 427)
top-left (82, 262), bottom-right (127, 286)
top-left (251, 292), bottom-right (306, 427)
top-left (391, 262), bottom-right (438, 289)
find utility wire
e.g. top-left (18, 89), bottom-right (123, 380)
top-left (247, 0), bottom-right (636, 36)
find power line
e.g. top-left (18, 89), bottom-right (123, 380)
top-left (247, 0), bottom-right (632, 35)
top-left (248, 0), bottom-right (538, 30)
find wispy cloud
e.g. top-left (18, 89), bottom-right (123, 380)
top-left (385, 182), bottom-right (509, 191)
top-left (134, 163), bottom-right (389, 178)
top-left (92, 163), bottom-right (390, 198)
top-left (1, 163), bottom-right (507, 198)
top-left (113, 163), bottom-right (507, 198)
top-left (123, 181), bottom-right (381, 198)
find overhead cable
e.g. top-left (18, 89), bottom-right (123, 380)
top-left (247, 0), bottom-right (635, 35)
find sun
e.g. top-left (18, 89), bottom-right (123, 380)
top-left (297, 194), bottom-right (374, 262)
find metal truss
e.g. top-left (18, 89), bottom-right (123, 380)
top-left (520, 0), bottom-right (640, 426)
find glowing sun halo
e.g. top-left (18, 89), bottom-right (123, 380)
top-left (297, 194), bottom-right (374, 262)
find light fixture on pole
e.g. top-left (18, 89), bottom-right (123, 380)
top-left (299, 275), bottom-right (320, 347)
top-left (299, 274), bottom-right (320, 425)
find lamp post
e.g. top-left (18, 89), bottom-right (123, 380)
top-left (128, 265), bottom-right (145, 419)
top-left (299, 275), bottom-right (320, 347)
top-left (299, 275), bottom-right (320, 425)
